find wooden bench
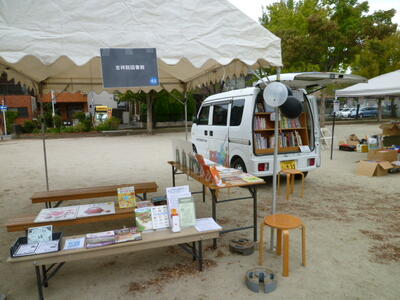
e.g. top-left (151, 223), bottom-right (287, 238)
top-left (6, 206), bottom-right (135, 232)
top-left (31, 182), bottom-right (158, 208)
top-left (8, 227), bottom-right (220, 300)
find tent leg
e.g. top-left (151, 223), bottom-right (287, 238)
top-left (39, 83), bottom-right (50, 191)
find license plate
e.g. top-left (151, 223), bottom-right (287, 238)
top-left (280, 160), bottom-right (296, 170)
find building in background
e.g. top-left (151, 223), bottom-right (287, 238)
top-left (42, 92), bottom-right (88, 121)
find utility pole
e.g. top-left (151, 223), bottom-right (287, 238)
top-left (1, 98), bottom-right (7, 136)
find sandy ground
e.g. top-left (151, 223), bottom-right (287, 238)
top-left (0, 123), bottom-right (399, 300)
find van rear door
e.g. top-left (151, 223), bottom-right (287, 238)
top-left (208, 101), bottom-right (231, 165)
top-left (193, 104), bottom-right (211, 155)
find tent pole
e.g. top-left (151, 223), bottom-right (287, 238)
top-left (184, 85), bottom-right (188, 141)
top-left (39, 83), bottom-right (50, 192)
top-left (270, 67), bottom-right (281, 250)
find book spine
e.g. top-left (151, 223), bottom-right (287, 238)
top-left (86, 241), bottom-right (115, 248)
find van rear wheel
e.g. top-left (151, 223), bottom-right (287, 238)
top-left (231, 157), bottom-right (247, 173)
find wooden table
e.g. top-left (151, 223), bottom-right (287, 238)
top-left (5, 206), bottom-right (135, 232)
top-left (8, 227), bottom-right (220, 300)
top-left (168, 161), bottom-right (265, 248)
top-left (31, 182), bottom-right (158, 208)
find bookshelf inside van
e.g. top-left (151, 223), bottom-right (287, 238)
top-left (253, 111), bottom-right (309, 154)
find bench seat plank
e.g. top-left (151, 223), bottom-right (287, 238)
top-left (6, 206), bottom-right (135, 232)
top-left (31, 182), bottom-right (158, 203)
top-left (7, 227), bottom-right (220, 267)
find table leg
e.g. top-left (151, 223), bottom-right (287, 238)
top-left (283, 230), bottom-right (290, 277)
top-left (198, 240), bottom-right (203, 271)
top-left (252, 187), bottom-right (258, 242)
top-left (192, 242), bottom-right (197, 261)
top-left (202, 184), bottom-right (205, 203)
top-left (210, 189), bottom-right (217, 249)
top-left (143, 192), bottom-right (147, 200)
top-left (172, 166), bottom-right (176, 187)
top-left (42, 265), bottom-right (48, 287)
top-left (35, 266), bottom-right (44, 300)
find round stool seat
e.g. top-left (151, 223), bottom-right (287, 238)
top-left (280, 169), bottom-right (302, 175)
top-left (264, 214), bottom-right (303, 230)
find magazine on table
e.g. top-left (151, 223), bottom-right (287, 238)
top-left (77, 202), bottom-right (115, 218)
top-left (34, 206), bottom-right (79, 223)
top-left (117, 186), bottom-right (136, 208)
top-left (240, 173), bottom-right (264, 183)
top-left (86, 230), bottom-right (116, 248)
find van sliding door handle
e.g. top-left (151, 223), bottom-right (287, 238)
top-left (210, 131), bottom-right (213, 136)
top-left (204, 130), bottom-right (208, 136)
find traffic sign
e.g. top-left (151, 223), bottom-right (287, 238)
top-left (0, 105), bottom-right (7, 111)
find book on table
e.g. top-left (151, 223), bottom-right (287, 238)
top-left (178, 197), bottom-right (196, 228)
top-left (135, 207), bottom-right (153, 232)
top-left (86, 230), bottom-right (116, 248)
top-left (114, 227), bottom-right (142, 243)
top-left (117, 186), bottom-right (136, 208)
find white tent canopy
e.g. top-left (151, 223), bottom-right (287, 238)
top-left (0, 0), bottom-right (282, 94)
top-left (335, 70), bottom-right (400, 98)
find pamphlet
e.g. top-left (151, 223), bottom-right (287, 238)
top-left (15, 240), bottom-right (60, 257)
top-left (34, 206), bottom-right (79, 223)
top-left (135, 207), bottom-right (153, 232)
top-left (35, 240), bottom-right (60, 254)
top-left (14, 243), bottom-right (38, 257)
top-left (117, 186), bottom-right (136, 208)
top-left (63, 237), bottom-right (85, 250)
top-left (28, 225), bottom-right (53, 244)
top-left (150, 205), bottom-right (170, 230)
top-left (114, 227), bottom-right (142, 243)
top-left (77, 202), bottom-right (115, 218)
top-left (195, 218), bottom-right (222, 232)
top-left (178, 197), bottom-right (196, 228)
top-left (166, 185), bottom-right (192, 224)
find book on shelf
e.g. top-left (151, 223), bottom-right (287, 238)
top-left (117, 186), bottom-right (136, 208)
top-left (254, 116), bottom-right (270, 130)
top-left (280, 115), bottom-right (302, 129)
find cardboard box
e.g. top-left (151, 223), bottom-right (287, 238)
top-left (356, 160), bottom-right (393, 176)
top-left (380, 122), bottom-right (400, 137)
top-left (367, 149), bottom-right (398, 162)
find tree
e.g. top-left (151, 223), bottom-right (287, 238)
top-left (260, 0), bottom-right (397, 72)
top-left (351, 32), bottom-right (400, 78)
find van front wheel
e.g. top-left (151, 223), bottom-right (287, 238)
top-left (231, 157), bottom-right (247, 172)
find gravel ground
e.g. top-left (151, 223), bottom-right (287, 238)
top-left (0, 123), bottom-right (399, 300)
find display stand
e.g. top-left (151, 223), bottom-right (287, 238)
top-left (168, 161), bottom-right (264, 248)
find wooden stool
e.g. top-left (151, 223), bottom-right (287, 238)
top-left (277, 169), bottom-right (304, 200)
top-left (259, 214), bottom-right (306, 277)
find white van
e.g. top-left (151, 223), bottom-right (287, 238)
top-left (191, 72), bottom-right (365, 177)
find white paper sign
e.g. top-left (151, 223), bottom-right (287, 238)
top-left (299, 145), bottom-right (311, 153)
top-left (28, 225), bottom-right (53, 244)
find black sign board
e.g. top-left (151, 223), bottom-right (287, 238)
top-left (100, 48), bottom-right (159, 88)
